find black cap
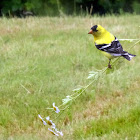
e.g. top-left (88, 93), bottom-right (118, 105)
top-left (91, 25), bottom-right (98, 32)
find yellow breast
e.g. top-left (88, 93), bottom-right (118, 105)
top-left (93, 30), bottom-right (115, 59)
top-left (100, 51), bottom-right (115, 59)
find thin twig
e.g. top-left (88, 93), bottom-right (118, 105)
top-left (20, 84), bottom-right (31, 94)
top-left (128, 39), bottom-right (140, 50)
top-left (112, 39), bottom-right (140, 66)
top-left (46, 40), bottom-right (140, 121)
top-left (59, 40), bottom-right (140, 108)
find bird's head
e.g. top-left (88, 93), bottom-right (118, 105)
top-left (88, 25), bottom-right (106, 37)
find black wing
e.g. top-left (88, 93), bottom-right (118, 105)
top-left (95, 38), bottom-right (127, 56)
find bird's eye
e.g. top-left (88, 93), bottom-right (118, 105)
top-left (91, 25), bottom-right (98, 32)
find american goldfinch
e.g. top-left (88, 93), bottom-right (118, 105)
top-left (88, 25), bottom-right (136, 68)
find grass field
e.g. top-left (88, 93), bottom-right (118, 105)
top-left (0, 14), bottom-right (140, 140)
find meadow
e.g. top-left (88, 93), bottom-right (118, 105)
top-left (0, 14), bottom-right (140, 140)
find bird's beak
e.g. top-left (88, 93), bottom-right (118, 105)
top-left (88, 30), bottom-right (93, 34)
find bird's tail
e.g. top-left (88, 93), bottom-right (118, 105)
top-left (122, 52), bottom-right (136, 61)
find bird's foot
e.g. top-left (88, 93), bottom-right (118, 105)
top-left (108, 64), bottom-right (112, 69)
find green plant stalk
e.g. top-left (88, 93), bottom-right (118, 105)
top-left (49, 39), bottom-right (140, 116)
top-left (61, 39), bottom-right (140, 110)
top-left (112, 39), bottom-right (140, 66)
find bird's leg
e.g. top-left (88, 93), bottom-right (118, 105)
top-left (108, 59), bottom-right (112, 69)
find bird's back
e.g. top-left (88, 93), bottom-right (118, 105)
top-left (94, 30), bottom-right (115, 45)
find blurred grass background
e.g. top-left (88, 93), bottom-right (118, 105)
top-left (0, 15), bottom-right (140, 139)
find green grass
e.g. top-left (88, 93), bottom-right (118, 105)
top-left (0, 14), bottom-right (140, 140)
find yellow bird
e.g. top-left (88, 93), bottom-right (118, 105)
top-left (88, 25), bottom-right (136, 68)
